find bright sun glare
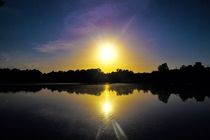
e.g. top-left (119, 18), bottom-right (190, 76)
top-left (98, 42), bottom-right (117, 63)
top-left (103, 101), bottom-right (112, 114)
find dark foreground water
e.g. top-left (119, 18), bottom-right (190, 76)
top-left (0, 84), bottom-right (210, 140)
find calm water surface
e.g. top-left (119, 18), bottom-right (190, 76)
top-left (0, 84), bottom-right (210, 140)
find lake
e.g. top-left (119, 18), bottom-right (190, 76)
top-left (0, 84), bottom-right (210, 140)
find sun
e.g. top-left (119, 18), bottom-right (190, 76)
top-left (98, 42), bottom-right (117, 63)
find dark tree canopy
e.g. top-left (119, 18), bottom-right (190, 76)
top-left (193, 62), bottom-right (204, 70)
top-left (0, 62), bottom-right (209, 85)
top-left (158, 63), bottom-right (169, 72)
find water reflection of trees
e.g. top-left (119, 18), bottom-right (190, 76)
top-left (0, 84), bottom-right (209, 103)
top-left (140, 84), bottom-right (210, 103)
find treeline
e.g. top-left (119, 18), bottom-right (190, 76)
top-left (0, 62), bottom-right (210, 85)
top-left (138, 62), bottom-right (210, 85)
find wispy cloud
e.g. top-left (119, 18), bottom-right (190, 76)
top-left (35, 40), bottom-right (74, 53)
top-left (64, 3), bottom-right (122, 35)
top-left (35, 2), bottom-right (134, 54)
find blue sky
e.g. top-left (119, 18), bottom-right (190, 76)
top-left (0, 0), bottom-right (210, 72)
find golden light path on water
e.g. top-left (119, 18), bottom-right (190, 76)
top-left (103, 101), bottom-right (112, 115)
top-left (102, 85), bottom-right (113, 115)
top-left (96, 84), bottom-right (128, 140)
top-left (3, 84), bottom-right (153, 140)
top-left (33, 84), bottom-right (151, 140)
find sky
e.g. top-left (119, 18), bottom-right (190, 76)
top-left (0, 0), bottom-right (210, 72)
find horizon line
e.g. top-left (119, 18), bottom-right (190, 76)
top-left (0, 62), bottom-right (209, 74)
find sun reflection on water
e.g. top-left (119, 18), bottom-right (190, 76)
top-left (96, 84), bottom-right (128, 140)
top-left (101, 84), bottom-right (114, 117)
top-left (103, 101), bottom-right (112, 115)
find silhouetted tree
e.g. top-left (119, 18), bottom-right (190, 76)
top-left (193, 62), bottom-right (204, 70)
top-left (158, 63), bottom-right (169, 72)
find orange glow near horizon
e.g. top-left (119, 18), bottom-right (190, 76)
top-left (49, 35), bottom-right (155, 73)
